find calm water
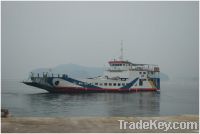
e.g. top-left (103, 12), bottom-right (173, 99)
top-left (1, 79), bottom-right (199, 117)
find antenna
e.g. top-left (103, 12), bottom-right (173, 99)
top-left (119, 40), bottom-right (123, 60)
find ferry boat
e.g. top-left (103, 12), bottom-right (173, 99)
top-left (23, 43), bottom-right (160, 93)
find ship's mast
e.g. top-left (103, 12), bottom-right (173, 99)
top-left (119, 40), bottom-right (124, 61)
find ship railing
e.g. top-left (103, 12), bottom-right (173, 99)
top-left (131, 65), bottom-right (160, 72)
top-left (130, 68), bottom-right (160, 72)
top-left (106, 65), bottom-right (160, 72)
top-left (29, 72), bottom-right (69, 79)
top-left (106, 68), bottom-right (160, 72)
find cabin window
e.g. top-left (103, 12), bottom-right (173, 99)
top-left (100, 83), bottom-right (103, 86)
top-left (95, 83), bottom-right (98, 85)
top-left (109, 83), bottom-right (112, 86)
top-left (121, 78), bottom-right (127, 81)
top-left (122, 83), bottom-right (125, 86)
top-left (139, 72), bottom-right (142, 74)
top-left (113, 83), bottom-right (116, 86)
top-left (118, 83), bottom-right (121, 86)
top-left (143, 72), bottom-right (146, 74)
top-left (104, 83), bottom-right (107, 86)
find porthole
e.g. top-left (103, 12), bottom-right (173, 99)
top-left (55, 81), bottom-right (59, 86)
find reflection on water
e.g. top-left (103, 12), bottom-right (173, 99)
top-left (1, 80), bottom-right (198, 117)
top-left (23, 92), bottom-right (160, 116)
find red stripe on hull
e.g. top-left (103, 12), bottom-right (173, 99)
top-left (52, 87), bottom-right (159, 93)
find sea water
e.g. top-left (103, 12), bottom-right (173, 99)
top-left (1, 79), bottom-right (198, 117)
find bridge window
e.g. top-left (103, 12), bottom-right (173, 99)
top-left (143, 72), bottom-right (146, 74)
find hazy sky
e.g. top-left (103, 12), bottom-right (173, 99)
top-left (2, 1), bottom-right (199, 80)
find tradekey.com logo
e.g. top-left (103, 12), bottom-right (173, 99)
top-left (118, 119), bottom-right (198, 131)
